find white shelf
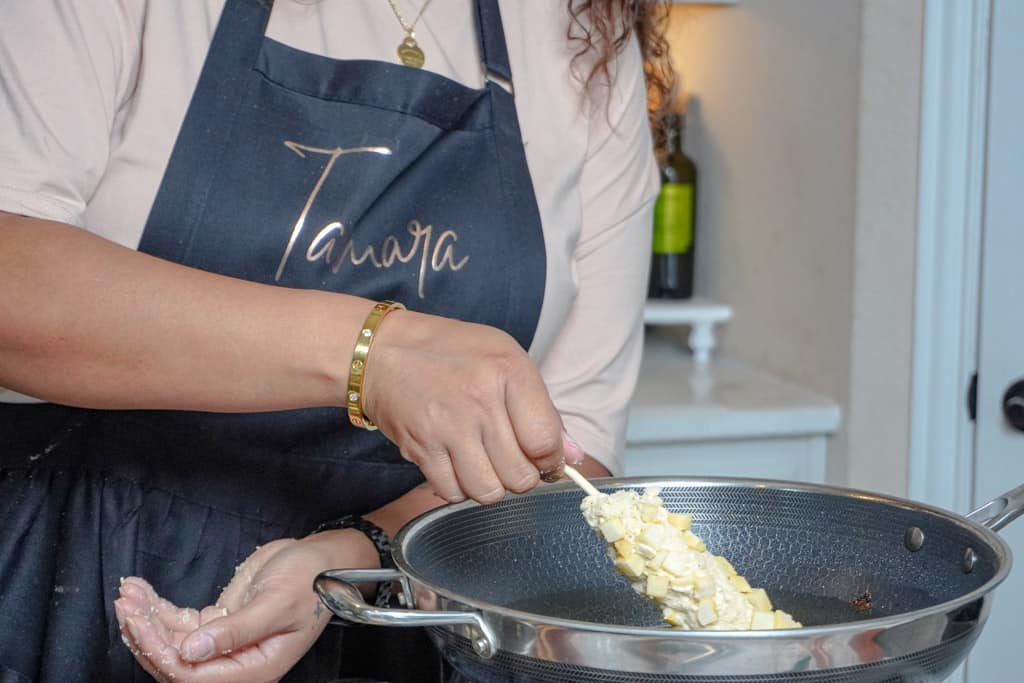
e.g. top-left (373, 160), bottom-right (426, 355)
top-left (644, 297), bottom-right (732, 326)
top-left (644, 297), bottom-right (732, 365)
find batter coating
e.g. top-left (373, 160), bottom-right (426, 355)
top-left (581, 487), bottom-right (802, 630)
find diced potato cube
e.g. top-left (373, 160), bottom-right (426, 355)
top-left (751, 610), bottom-right (775, 630)
top-left (682, 530), bottom-right (706, 552)
top-left (695, 573), bottom-right (716, 598)
top-left (646, 574), bottom-right (670, 599)
top-left (640, 524), bottom-right (667, 547)
top-left (640, 504), bottom-right (661, 523)
top-left (613, 539), bottom-right (635, 558)
top-left (667, 513), bottom-right (692, 531)
top-left (662, 552), bottom-right (689, 577)
top-left (697, 598), bottom-right (718, 626)
top-left (663, 607), bottom-right (686, 628)
top-left (746, 588), bottom-right (773, 612)
top-left (670, 577), bottom-right (695, 593)
top-left (714, 556), bottom-right (738, 577)
top-left (728, 575), bottom-right (752, 593)
top-left (636, 543), bottom-right (656, 560)
top-left (643, 487), bottom-right (664, 501)
top-left (649, 549), bottom-right (669, 570)
top-left (614, 554), bottom-right (646, 579)
top-left (774, 610), bottom-right (800, 629)
top-left (600, 519), bottom-right (626, 543)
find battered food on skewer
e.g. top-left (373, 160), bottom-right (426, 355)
top-left (580, 486), bottom-right (802, 631)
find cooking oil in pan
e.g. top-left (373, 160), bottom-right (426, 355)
top-left (508, 585), bottom-right (665, 627)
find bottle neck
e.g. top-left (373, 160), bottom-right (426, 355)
top-left (666, 118), bottom-right (686, 154)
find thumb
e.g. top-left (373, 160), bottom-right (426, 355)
top-left (179, 592), bottom-right (293, 663)
top-left (561, 430), bottom-right (585, 466)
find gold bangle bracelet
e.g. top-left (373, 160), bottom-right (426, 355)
top-left (347, 300), bottom-right (405, 431)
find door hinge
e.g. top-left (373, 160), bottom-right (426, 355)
top-left (967, 372), bottom-right (978, 422)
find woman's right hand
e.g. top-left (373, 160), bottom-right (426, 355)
top-left (362, 309), bottom-right (584, 504)
top-left (0, 214), bottom-right (584, 503)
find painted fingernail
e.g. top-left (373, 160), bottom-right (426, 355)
top-left (562, 430), bottom-right (584, 465)
top-left (182, 632), bottom-right (216, 662)
top-left (539, 465), bottom-right (564, 483)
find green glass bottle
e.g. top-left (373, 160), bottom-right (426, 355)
top-left (648, 112), bottom-right (697, 299)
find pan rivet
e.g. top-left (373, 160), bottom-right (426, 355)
top-left (904, 526), bottom-right (925, 552)
top-left (472, 636), bottom-right (494, 658)
top-left (963, 548), bottom-right (977, 573)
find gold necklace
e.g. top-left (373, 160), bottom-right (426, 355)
top-left (386, 0), bottom-right (435, 68)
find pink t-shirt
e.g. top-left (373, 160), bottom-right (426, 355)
top-left (0, 0), bottom-right (658, 472)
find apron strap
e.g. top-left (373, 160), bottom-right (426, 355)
top-left (138, 0), bottom-right (271, 261)
top-left (475, 0), bottom-right (513, 82)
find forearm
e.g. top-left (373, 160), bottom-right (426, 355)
top-left (363, 455), bottom-right (610, 540)
top-left (303, 484), bottom-right (448, 577)
top-left (0, 212), bottom-right (369, 410)
top-left (308, 455), bottom-right (611, 569)
top-left (364, 482), bottom-right (449, 539)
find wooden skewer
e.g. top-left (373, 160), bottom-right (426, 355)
top-left (561, 464), bottom-right (603, 498)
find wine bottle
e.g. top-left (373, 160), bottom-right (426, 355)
top-left (648, 112), bottom-right (697, 299)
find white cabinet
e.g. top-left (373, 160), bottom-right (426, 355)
top-left (624, 333), bottom-right (840, 482)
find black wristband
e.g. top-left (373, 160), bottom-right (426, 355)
top-left (310, 514), bottom-right (394, 608)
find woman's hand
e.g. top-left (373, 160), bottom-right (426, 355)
top-left (0, 215), bottom-right (581, 507)
top-left (114, 530), bottom-right (375, 683)
top-left (362, 309), bottom-right (584, 505)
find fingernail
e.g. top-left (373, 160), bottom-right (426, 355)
top-left (539, 464), bottom-right (564, 483)
top-left (562, 430), bottom-right (584, 465)
top-left (182, 632), bottom-right (216, 662)
top-left (120, 582), bottom-right (145, 601)
top-left (113, 599), bottom-right (126, 623)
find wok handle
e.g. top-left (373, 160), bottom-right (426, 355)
top-left (966, 483), bottom-right (1024, 531)
top-left (313, 568), bottom-right (497, 658)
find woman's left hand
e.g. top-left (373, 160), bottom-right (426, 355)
top-left (114, 530), bottom-right (374, 683)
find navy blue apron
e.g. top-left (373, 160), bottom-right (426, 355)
top-left (0, 0), bottom-right (545, 680)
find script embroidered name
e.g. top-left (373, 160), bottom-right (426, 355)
top-left (307, 220), bottom-right (469, 299)
top-left (276, 141), bottom-right (391, 282)
top-left (276, 140), bottom-right (468, 298)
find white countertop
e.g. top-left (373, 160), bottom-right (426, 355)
top-left (627, 332), bottom-right (842, 444)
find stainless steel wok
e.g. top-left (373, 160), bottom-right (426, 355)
top-left (315, 478), bottom-right (1024, 682)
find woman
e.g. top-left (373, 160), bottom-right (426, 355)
top-left (0, 0), bottom-right (670, 680)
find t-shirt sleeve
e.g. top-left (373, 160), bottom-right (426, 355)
top-left (540, 35), bottom-right (660, 475)
top-left (0, 0), bottom-right (141, 226)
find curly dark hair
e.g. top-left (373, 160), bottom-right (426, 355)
top-left (566, 0), bottom-right (675, 138)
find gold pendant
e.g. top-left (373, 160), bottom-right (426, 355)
top-left (397, 36), bottom-right (425, 68)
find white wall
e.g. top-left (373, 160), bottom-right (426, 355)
top-left (845, 0), bottom-right (923, 496)
top-left (664, 0), bottom-right (923, 493)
